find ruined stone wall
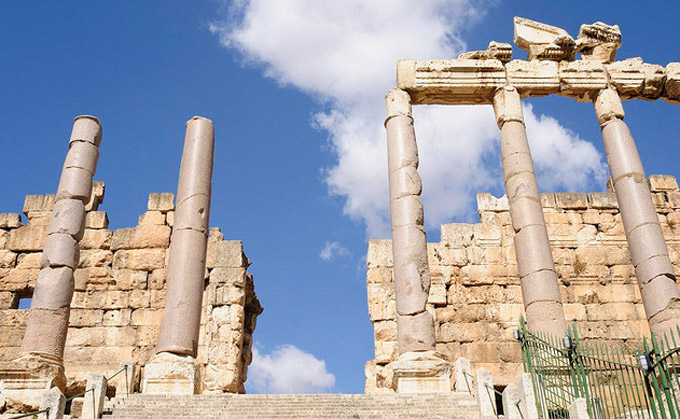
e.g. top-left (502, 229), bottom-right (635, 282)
top-left (365, 175), bottom-right (680, 391)
top-left (0, 183), bottom-right (262, 394)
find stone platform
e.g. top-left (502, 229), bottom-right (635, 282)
top-left (104, 393), bottom-right (481, 419)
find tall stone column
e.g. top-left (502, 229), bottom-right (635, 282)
top-left (143, 116), bottom-right (214, 395)
top-left (18, 115), bottom-right (102, 390)
top-left (594, 88), bottom-right (680, 336)
top-left (493, 86), bottom-right (567, 336)
top-left (385, 89), bottom-right (450, 393)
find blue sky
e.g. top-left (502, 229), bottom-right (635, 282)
top-left (1, 1), bottom-right (678, 394)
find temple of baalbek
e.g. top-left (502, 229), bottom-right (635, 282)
top-left (1, 16), bottom-right (680, 419)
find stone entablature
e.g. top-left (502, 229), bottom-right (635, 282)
top-left (0, 185), bottom-right (262, 398)
top-left (365, 174), bottom-right (680, 391)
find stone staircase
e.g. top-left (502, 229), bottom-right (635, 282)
top-left (103, 393), bottom-right (482, 419)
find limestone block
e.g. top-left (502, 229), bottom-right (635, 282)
top-left (649, 175), bottom-right (679, 192)
top-left (147, 193), bottom-right (175, 212)
top-left (367, 240), bottom-right (394, 268)
top-left (79, 228), bottom-right (112, 250)
top-left (138, 211), bottom-right (165, 226)
top-left (440, 224), bottom-right (474, 248)
top-left (666, 62), bottom-right (680, 101)
top-left (85, 211), bottom-right (109, 229)
top-left (474, 222), bottom-right (502, 247)
top-left (0, 267), bottom-right (38, 291)
top-left (166, 211), bottom-right (174, 227)
top-left (206, 240), bottom-right (246, 269)
top-left (85, 181), bottom-right (105, 211)
top-left (110, 269), bottom-right (147, 290)
top-left (0, 213), bottom-right (22, 229)
top-left (206, 282), bottom-right (245, 306)
top-left (102, 309), bottom-right (132, 326)
top-left (23, 195), bottom-right (56, 215)
top-left (641, 63), bottom-right (666, 99)
top-left (607, 58), bottom-right (645, 97)
top-left (41, 233), bottom-right (79, 268)
top-left (111, 225), bottom-right (171, 250)
top-left (555, 193), bottom-right (587, 210)
top-left (439, 322), bottom-right (488, 343)
top-left (148, 269), bottom-right (166, 289)
top-left (559, 60), bottom-right (608, 100)
top-left (69, 309), bottom-right (104, 326)
top-left (477, 193), bottom-right (509, 212)
top-left (8, 225), bottom-right (48, 251)
top-left (113, 249), bottom-right (165, 270)
top-left (397, 59), bottom-right (506, 105)
top-left (0, 250), bottom-right (17, 268)
top-left (506, 59), bottom-right (559, 96)
top-left (0, 291), bottom-right (15, 308)
top-left (367, 283), bottom-right (396, 321)
top-left (131, 309), bottom-right (164, 326)
top-left (209, 267), bottom-right (246, 288)
top-left (373, 320), bottom-right (397, 341)
top-left (73, 266), bottom-right (112, 290)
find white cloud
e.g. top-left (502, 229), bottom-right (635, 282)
top-left (212, 0), bottom-right (607, 238)
top-left (247, 344), bottom-right (336, 393)
top-left (319, 241), bottom-right (351, 261)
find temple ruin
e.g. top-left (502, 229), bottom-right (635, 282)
top-left (1, 15), bottom-right (679, 419)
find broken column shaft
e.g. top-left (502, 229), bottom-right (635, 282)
top-left (594, 88), bottom-right (680, 336)
top-left (493, 86), bottom-right (567, 336)
top-left (384, 89), bottom-right (436, 354)
top-left (156, 116), bottom-right (215, 356)
top-left (20, 116), bottom-right (102, 373)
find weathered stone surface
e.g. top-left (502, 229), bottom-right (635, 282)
top-left (147, 193), bottom-right (175, 212)
top-left (0, 213), bottom-right (22, 229)
top-left (111, 225), bottom-right (171, 250)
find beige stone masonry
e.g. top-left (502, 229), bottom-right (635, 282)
top-left (365, 175), bottom-right (680, 391)
top-left (0, 186), bottom-right (262, 412)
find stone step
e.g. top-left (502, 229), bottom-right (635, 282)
top-left (106, 393), bottom-right (482, 419)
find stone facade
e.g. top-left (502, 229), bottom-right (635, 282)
top-left (365, 174), bottom-right (680, 391)
top-left (0, 183), bottom-right (262, 397)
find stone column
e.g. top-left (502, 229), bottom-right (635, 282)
top-left (594, 88), bottom-right (680, 336)
top-left (143, 116), bottom-right (214, 394)
top-left (493, 86), bottom-right (567, 336)
top-left (18, 116), bottom-right (102, 389)
top-left (385, 89), bottom-right (450, 393)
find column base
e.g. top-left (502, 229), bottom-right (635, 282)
top-left (392, 351), bottom-right (451, 394)
top-left (142, 352), bottom-right (198, 395)
top-left (0, 352), bottom-right (66, 412)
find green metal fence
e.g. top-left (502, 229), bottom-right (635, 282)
top-left (518, 317), bottom-right (680, 419)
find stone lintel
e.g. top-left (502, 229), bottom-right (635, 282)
top-left (396, 58), bottom-right (680, 105)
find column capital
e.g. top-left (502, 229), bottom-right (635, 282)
top-left (385, 88), bottom-right (412, 120)
top-left (493, 86), bottom-right (524, 128)
top-left (593, 87), bottom-right (625, 126)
